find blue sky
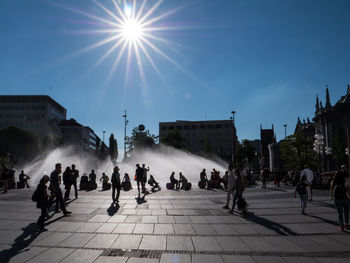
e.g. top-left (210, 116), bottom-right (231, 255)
top-left (1, 0), bottom-right (349, 148)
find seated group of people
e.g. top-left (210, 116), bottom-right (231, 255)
top-left (199, 168), bottom-right (228, 189)
top-left (79, 170), bottom-right (98, 191)
top-left (169, 172), bottom-right (191, 190)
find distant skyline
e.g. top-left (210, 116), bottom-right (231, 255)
top-left (1, 0), bottom-right (350, 148)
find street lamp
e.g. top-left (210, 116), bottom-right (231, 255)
top-left (231, 111), bottom-right (236, 166)
top-left (123, 110), bottom-right (129, 160)
top-left (283, 124), bottom-right (287, 138)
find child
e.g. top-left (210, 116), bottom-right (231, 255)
top-left (295, 175), bottom-right (308, 214)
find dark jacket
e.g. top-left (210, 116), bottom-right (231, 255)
top-left (111, 172), bottom-right (121, 186)
top-left (36, 183), bottom-right (48, 209)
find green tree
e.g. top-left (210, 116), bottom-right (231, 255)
top-left (109, 134), bottom-right (118, 165)
top-left (160, 129), bottom-right (187, 149)
top-left (236, 139), bottom-right (256, 165)
top-left (279, 132), bottom-right (317, 171)
top-left (0, 126), bottom-right (40, 163)
top-left (126, 126), bottom-right (158, 156)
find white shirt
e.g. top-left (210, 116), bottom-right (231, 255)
top-left (300, 168), bottom-right (314, 184)
top-left (227, 170), bottom-right (236, 189)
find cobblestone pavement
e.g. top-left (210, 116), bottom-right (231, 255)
top-left (0, 184), bottom-right (349, 263)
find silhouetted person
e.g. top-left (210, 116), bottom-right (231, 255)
top-left (80, 173), bottom-right (88, 190)
top-left (89, 170), bottom-right (96, 183)
top-left (148, 175), bottom-right (159, 189)
top-left (63, 166), bottom-right (72, 201)
top-left (260, 167), bottom-right (269, 189)
top-left (199, 169), bottom-right (208, 189)
top-left (71, 164), bottom-right (79, 199)
top-left (179, 172), bottom-right (188, 189)
top-left (142, 164), bottom-right (149, 193)
top-left (35, 175), bottom-right (51, 232)
top-left (170, 171), bottom-right (179, 190)
top-left (122, 173), bottom-right (132, 191)
top-left (100, 172), bottom-right (111, 190)
top-left (274, 168), bottom-right (282, 187)
top-left (135, 164), bottom-right (144, 196)
top-left (49, 163), bottom-right (71, 215)
top-left (111, 166), bottom-right (121, 203)
top-left (1, 164), bottom-right (10, 193)
top-left (19, 170), bottom-right (30, 188)
top-left (230, 169), bottom-right (244, 213)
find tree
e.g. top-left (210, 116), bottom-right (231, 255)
top-left (109, 134), bottom-right (118, 165)
top-left (236, 139), bottom-right (256, 166)
top-left (161, 129), bottom-right (186, 149)
top-left (41, 135), bottom-right (63, 152)
top-left (0, 126), bottom-right (40, 163)
top-left (279, 132), bottom-right (317, 171)
top-left (126, 126), bottom-right (158, 156)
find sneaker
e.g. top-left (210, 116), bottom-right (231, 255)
top-left (222, 205), bottom-right (229, 209)
top-left (55, 209), bottom-right (61, 213)
top-left (339, 226), bottom-right (345, 232)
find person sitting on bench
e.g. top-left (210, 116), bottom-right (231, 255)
top-left (179, 172), bottom-right (188, 189)
top-left (170, 172), bottom-right (179, 190)
top-left (100, 173), bottom-right (111, 190)
top-left (19, 170), bottom-right (31, 188)
top-left (148, 175), bottom-right (160, 190)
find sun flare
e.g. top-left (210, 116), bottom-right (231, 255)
top-left (121, 19), bottom-right (143, 42)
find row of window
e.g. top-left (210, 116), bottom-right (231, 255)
top-left (0, 105), bottom-right (45, 111)
top-left (0, 114), bottom-right (45, 120)
top-left (0, 122), bottom-right (43, 129)
top-left (160, 123), bottom-right (230, 131)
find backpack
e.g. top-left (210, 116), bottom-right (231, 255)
top-left (334, 184), bottom-right (348, 199)
top-left (296, 183), bottom-right (307, 195)
top-left (31, 189), bottom-right (39, 202)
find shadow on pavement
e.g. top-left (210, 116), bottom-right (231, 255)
top-left (107, 203), bottom-right (120, 216)
top-left (0, 223), bottom-right (40, 263)
top-left (243, 211), bottom-right (298, 236)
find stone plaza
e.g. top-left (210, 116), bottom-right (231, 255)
top-left (0, 184), bottom-right (349, 263)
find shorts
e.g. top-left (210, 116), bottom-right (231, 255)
top-left (299, 194), bottom-right (307, 207)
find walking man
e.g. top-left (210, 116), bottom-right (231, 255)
top-left (300, 164), bottom-right (314, 201)
top-left (111, 166), bottom-right (121, 204)
top-left (50, 163), bottom-right (71, 215)
top-left (223, 164), bottom-right (236, 209)
top-left (71, 164), bottom-right (79, 199)
top-left (135, 164), bottom-right (144, 196)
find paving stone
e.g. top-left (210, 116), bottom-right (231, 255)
top-left (113, 223), bottom-right (136, 234)
top-left (190, 216), bottom-right (208, 224)
top-left (111, 234), bottom-right (142, 249)
top-left (192, 224), bottom-right (216, 235)
top-left (78, 222), bottom-right (103, 233)
top-left (253, 256), bottom-right (288, 263)
top-left (122, 209), bottom-right (138, 215)
top-left (174, 216), bottom-right (192, 223)
top-left (139, 235), bottom-right (166, 250)
top-left (107, 215), bottom-right (127, 223)
top-left (89, 215), bottom-right (111, 223)
top-left (241, 237), bottom-right (278, 252)
top-left (286, 236), bottom-right (330, 252)
top-left (0, 230), bottom-right (23, 245)
top-left (307, 235), bottom-right (350, 251)
top-left (94, 256), bottom-right (128, 263)
top-left (84, 233), bottom-right (118, 249)
top-left (26, 247), bottom-right (75, 263)
top-left (154, 224), bottom-right (174, 234)
top-left (34, 232), bottom-right (72, 247)
top-left (167, 236), bottom-right (194, 251)
top-left (160, 254), bottom-right (191, 263)
top-left (57, 222), bottom-right (85, 232)
top-left (96, 223), bottom-right (118, 233)
top-left (141, 216), bottom-right (158, 223)
top-left (173, 224), bottom-right (196, 235)
top-left (192, 254), bottom-right (224, 263)
top-left (133, 223), bottom-right (154, 234)
top-left (221, 255), bottom-right (256, 263)
top-left (283, 257), bottom-right (319, 263)
top-left (152, 210), bottom-right (167, 215)
top-left (136, 209), bottom-right (152, 215)
top-left (58, 233), bottom-right (95, 248)
top-left (125, 216), bottom-right (143, 223)
top-left (7, 246), bottom-right (48, 263)
top-left (127, 258), bottom-right (160, 263)
top-left (191, 236), bottom-right (222, 251)
top-left (60, 248), bottom-right (102, 263)
top-left (216, 236), bottom-right (251, 251)
top-left (212, 224), bottom-right (237, 235)
top-left (159, 216), bottom-right (175, 223)
top-left (263, 236), bottom-right (305, 252)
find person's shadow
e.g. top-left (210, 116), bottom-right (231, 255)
top-left (0, 223), bottom-right (40, 263)
top-left (242, 211), bottom-right (298, 236)
top-left (107, 203), bottom-right (120, 216)
top-left (136, 194), bottom-right (147, 205)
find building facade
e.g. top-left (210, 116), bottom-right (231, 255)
top-left (159, 120), bottom-right (237, 162)
top-left (0, 95), bottom-right (66, 138)
top-left (260, 124), bottom-right (276, 168)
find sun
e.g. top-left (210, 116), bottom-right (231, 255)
top-left (121, 18), bottom-right (143, 42)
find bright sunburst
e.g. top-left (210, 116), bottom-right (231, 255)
top-left (56, 0), bottom-right (190, 87)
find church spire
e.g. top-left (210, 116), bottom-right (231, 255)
top-left (325, 85), bottom-right (331, 108)
top-left (316, 94), bottom-right (320, 111)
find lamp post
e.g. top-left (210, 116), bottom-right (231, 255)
top-left (314, 133), bottom-right (324, 174)
top-left (283, 124), bottom-right (287, 138)
top-left (231, 111), bottom-right (236, 166)
top-left (123, 110), bottom-right (129, 160)
top-left (102, 131), bottom-right (106, 159)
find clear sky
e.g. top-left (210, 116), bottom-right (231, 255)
top-left (1, 0), bottom-right (349, 149)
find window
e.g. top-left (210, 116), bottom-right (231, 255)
top-left (215, 124), bottom-right (222, 129)
top-left (184, 125), bottom-right (189, 130)
top-left (207, 124), bottom-right (214, 129)
top-left (160, 126), bottom-right (167, 131)
top-left (224, 124), bottom-right (229, 128)
top-left (200, 125), bottom-right (205, 129)
top-left (169, 126), bottom-right (175, 130)
top-left (191, 125), bottom-right (197, 129)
